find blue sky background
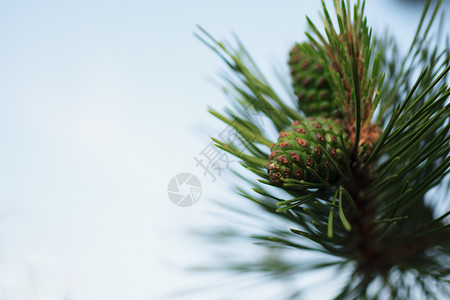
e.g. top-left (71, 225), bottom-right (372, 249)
top-left (0, 0), bottom-right (448, 299)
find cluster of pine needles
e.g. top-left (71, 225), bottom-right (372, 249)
top-left (187, 0), bottom-right (450, 299)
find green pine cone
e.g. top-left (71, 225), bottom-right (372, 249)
top-left (288, 43), bottom-right (335, 117)
top-left (267, 117), bottom-right (349, 186)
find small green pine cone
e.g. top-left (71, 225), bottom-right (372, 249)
top-left (268, 117), bottom-right (350, 186)
top-left (289, 43), bottom-right (335, 117)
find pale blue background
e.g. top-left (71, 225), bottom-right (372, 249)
top-left (0, 0), bottom-right (448, 299)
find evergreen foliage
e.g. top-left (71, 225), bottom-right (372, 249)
top-left (195, 0), bottom-right (450, 298)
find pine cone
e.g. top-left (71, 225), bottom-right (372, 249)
top-left (346, 122), bottom-right (382, 160)
top-left (268, 117), bottom-right (350, 186)
top-left (289, 43), bottom-right (335, 117)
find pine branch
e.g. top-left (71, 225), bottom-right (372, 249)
top-left (193, 0), bottom-right (450, 298)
